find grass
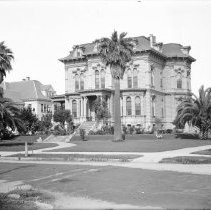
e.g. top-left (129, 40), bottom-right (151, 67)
top-left (48, 138), bottom-right (211, 153)
top-left (0, 142), bottom-right (58, 152)
top-left (160, 156), bottom-right (211, 164)
top-left (192, 149), bottom-right (211, 155)
top-left (0, 134), bottom-right (50, 143)
top-left (8, 153), bottom-right (142, 162)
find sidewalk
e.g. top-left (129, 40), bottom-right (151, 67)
top-left (1, 141), bottom-right (211, 175)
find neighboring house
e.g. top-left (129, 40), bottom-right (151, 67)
top-left (59, 34), bottom-right (195, 129)
top-left (2, 77), bottom-right (56, 119)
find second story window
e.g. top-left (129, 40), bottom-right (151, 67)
top-left (177, 78), bottom-right (182, 89)
top-left (41, 104), bottom-right (44, 112)
top-left (95, 70), bottom-right (100, 89)
top-left (75, 74), bottom-right (79, 91)
top-left (127, 70), bottom-right (132, 88)
top-left (152, 98), bottom-right (155, 117)
top-left (80, 74), bottom-right (84, 90)
top-left (101, 70), bottom-right (105, 88)
top-left (133, 69), bottom-right (138, 88)
top-left (151, 71), bottom-right (154, 87)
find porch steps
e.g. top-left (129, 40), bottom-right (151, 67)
top-left (76, 121), bottom-right (96, 135)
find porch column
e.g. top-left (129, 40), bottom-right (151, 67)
top-left (77, 99), bottom-right (80, 118)
top-left (110, 94), bottom-right (114, 123)
top-left (81, 97), bottom-right (84, 117)
top-left (84, 97), bottom-right (88, 118)
top-left (69, 98), bottom-right (72, 114)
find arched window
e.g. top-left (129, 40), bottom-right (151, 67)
top-left (75, 74), bottom-right (79, 91)
top-left (72, 100), bottom-right (77, 118)
top-left (95, 70), bottom-right (99, 89)
top-left (127, 70), bottom-right (132, 88)
top-left (126, 97), bottom-right (132, 116)
top-left (177, 78), bottom-right (182, 89)
top-left (135, 96), bottom-right (141, 115)
top-left (80, 74), bottom-right (84, 90)
top-left (101, 70), bottom-right (105, 88)
top-left (151, 70), bottom-right (154, 87)
top-left (133, 68), bottom-right (138, 88)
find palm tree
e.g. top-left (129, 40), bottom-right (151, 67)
top-left (95, 31), bottom-right (137, 141)
top-left (0, 41), bottom-right (14, 85)
top-left (174, 85), bottom-right (211, 140)
top-left (0, 97), bottom-right (22, 139)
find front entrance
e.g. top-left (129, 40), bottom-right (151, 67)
top-left (86, 95), bottom-right (97, 121)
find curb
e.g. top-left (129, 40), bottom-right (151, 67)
top-left (0, 156), bottom-right (132, 163)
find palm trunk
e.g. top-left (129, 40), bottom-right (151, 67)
top-left (0, 72), bottom-right (4, 98)
top-left (113, 78), bottom-right (122, 141)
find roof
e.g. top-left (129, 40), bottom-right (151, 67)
top-left (3, 80), bottom-right (52, 102)
top-left (162, 43), bottom-right (195, 61)
top-left (60, 35), bottom-right (195, 62)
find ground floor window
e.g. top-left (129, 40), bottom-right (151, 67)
top-left (126, 97), bottom-right (132, 116)
top-left (72, 100), bottom-right (77, 118)
top-left (135, 96), bottom-right (141, 115)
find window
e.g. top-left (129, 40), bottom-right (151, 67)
top-left (127, 70), bottom-right (132, 88)
top-left (72, 100), bottom-right (77, 118)
top-left (41, 104), bottom-right (44, 112)
top-left (80, 74), bottom-right (84, 90)
top-left (75, 74), bottom-right (79, 90)
top-left (44, 104), bottom-right (47, 112)
top-left (95, 70), bottom-right (100, 89)
top-left (101, 70), bottom-right (105, 88)
top-left (135, 96), bottom-right (141, 115)
top-left (152, 99), bottom-right (155, 117)
top-left (77, 50), bottom-right (81, 57)
top-left (177, 78), bottom-right (182, 89)
top-left (133, 69), bottom-right (138, 88)
top-left (160, 78), bottom-right (163, 88)
top-left (126, 97), bottom-right (132, 116)
top-left (151, 71), bottom-right (154, 87)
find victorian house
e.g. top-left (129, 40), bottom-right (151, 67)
top-left (59, 34), bottom-right (195, 130)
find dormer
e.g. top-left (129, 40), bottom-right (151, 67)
top-left (73, 45), bottom-right (84, 57)
top-left (181, 46), bottom-right (191, 55)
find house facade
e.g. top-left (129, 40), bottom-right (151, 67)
top-left (1, 77), bottom-right (56, 119)
top-left (60, 34), bottom-right (195, 130)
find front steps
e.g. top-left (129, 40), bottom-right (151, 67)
top-left (76, 121), bottom-right (96, 135)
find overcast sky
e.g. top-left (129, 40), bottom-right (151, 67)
top-left (0, 0), bottom-right (211, 94)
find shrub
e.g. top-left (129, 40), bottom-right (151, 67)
top-left (79, 129), bottom-right (86, 140)
top-left (53, 125), bottom-right (66, 136)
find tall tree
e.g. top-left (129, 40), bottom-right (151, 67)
top-left (174, 85), bottom-right (211, 140)
top-left (0, 42), bottom-right (14, 84)
top-left (95, 31), bottom-right (137, 141)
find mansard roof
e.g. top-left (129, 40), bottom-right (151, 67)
top-left (3, 80), bottom-right (52, 102)
top-left (60, 35), bottom-right (195, 62)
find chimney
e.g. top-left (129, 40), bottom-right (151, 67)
top-left (149, 34), bottom-right (156, 48)
top-left (181, 46), bottom-right (191, 55)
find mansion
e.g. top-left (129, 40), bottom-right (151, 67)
top-left (59, 34), bottom-right (195, 130)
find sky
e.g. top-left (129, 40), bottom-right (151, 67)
top-left (0, 0), bottom-right (211, 94)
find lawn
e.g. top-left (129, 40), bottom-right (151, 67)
top-left (0, 134), bottom-right (57, 152)
top-left (0, 142), bottom-right (58, 152)
top-left (192, 149), bottom-right (211, 155)
top-left (7, 153), bottom-right (142, 162)
top-left (160, 156), bottom-right (211, 164)
top-left (0, 163), bottom-right (211, 209)
top-left (48, 138), bottom-right (211, 153)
